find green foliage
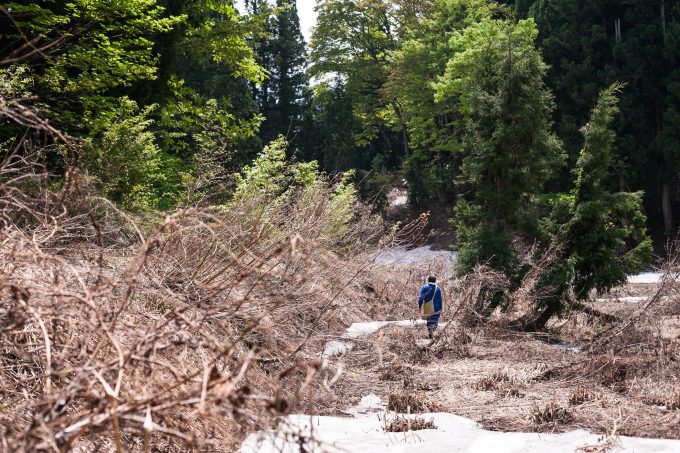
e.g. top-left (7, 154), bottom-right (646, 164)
top-left (0, 65), bottom-right (33, 98)
top-left (1, 0), bottom-right (270, 213)
top-left (535, 84), bottom-right (652, 318)
top-left (184, 0), bottom-right (266, 83)
top-left (2, 0), bottom-right (183, 130)
top-left (567, 84), bottom-right (652, 298)
top-left (232, 137), bottom-right (357, 241)
top-left (233, 137), bottom-right (295, 200)
top-left (434, 17), bottom-right (563, 278)
top-left (310, 0), bottom-right (407, 173)
top-left (455, 199), bottom-right (517, 275)
top-left (327, 171), bottom-right (358, 237)
top-left (387, 0), bottom-right (499, 205)
top-left (252, 0), bottom-right (310, 146)
top-left (530, 0), bottom-right (680, 235)
top-left (83, 97), bottom-right (187, 211)
top-left (156, 78), bottom-right (262, 165)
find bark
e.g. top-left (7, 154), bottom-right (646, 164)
top-left (662, 181), bottom-right (673, 233)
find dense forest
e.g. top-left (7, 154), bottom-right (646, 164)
top-left (1, 0), bottom-right (674, 314)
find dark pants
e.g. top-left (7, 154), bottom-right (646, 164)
top-left (426, 315), bottom-right (440, 339)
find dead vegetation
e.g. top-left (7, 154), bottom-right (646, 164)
top-left (495, 385), bottom-right (524, 399)
top-left (5, 144), bottom-right (680, 451)
top-left (529, 402), bottom-right (572, 427)
top-left (318, 238), bottom-right (680, 441)
top-left (569, 387), bottom-right (596, 406)
top-left (383, 414), bottom-right (436, 432)
top-left (472, 370), bottom-right (513, 391)
top-left (0, 148), bottom-right (392, 451)
top-left (387, 391), bottom-right (436, 413)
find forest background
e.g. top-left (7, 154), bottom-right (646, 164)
top-left (1, 0), bottom-right (676, 316)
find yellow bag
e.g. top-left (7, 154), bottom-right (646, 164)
top-left (421, 285), bottom-right (437, 316)
top-left (422, 299), bottom-right (435, 316)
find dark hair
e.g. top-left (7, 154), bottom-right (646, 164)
top-left (427, 275), bottom-right (437, 283)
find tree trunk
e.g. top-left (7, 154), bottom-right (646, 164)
top-left (662, 181), bottom-right (673, 233)
top-left (402, 128), bottom-right (409, 158)
top-left (661, 0), bottom-right (667, 41)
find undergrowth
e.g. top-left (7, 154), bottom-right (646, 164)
top-left (0, 145), bottom-right (385, 451)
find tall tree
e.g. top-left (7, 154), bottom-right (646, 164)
top-left (385, 0), bottom-right (500, 206)
top-left (533, 84), bottom-right (652, 327)
top-left (310, 0), bottom-right (406, 172)
top-left (433, 17), bottom-right (564, 278)
top-left (531, 0), bottom-right (680, 240)
top-left (250, 0), bottom-right (310, 147)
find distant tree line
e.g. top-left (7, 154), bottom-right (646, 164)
top-left (1, 0), bottom-right (672, 319)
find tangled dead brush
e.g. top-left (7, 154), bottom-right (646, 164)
top-left (529, 401), bottom-right (572, 427)
top-left (387, 391), bottom-right (435, 413)
top-left (383, 414), bottom-right (436, 432)
top-left (452, 264), bottom-right (511, 325)
top-left (0, 151), bottom-right (385, 451)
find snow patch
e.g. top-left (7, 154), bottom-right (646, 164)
top-left (628, 272), bottom-right (662, 284)
top-left (321, 341), bottom-right (352, 358)
top-left (374, 246), bottom-right (458, 268)
top-left (392, 195), bottom-right (408, 206)
top-left (348, 393), bottom-right (384, 415)
top-left (552, 343), bottom-right (581, 353)
top-left (345, 319), bottom-right (425, 338)
top-left (596, 296), bottom-right (647, 303)
top-left (241, 396), bottom-right (680, 453)
top-left (322, 320), bottom-right (426, 358)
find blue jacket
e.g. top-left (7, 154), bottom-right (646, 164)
top-left (418, 283), bottom-right (443, 317)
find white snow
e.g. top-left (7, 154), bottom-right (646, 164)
top-left (348, 393), bottom-right (384, 415)
top-left (628, 272), bottom-right (663, 284)
top-left (374, 246), bottom-right (458, 268)
top-left (596, 296), bottom-right (648, 304)
top-left (552, 343), bottom-right (581, 353)
top-left (392, 195), bottom-right (408, 206)
top-left (241, 396), bottom-right (680, 453)
top-left (321, 340), bottom-right (352, 358)
top-left (345, 320), bottom-right (426, 338)
top-left (322, 320), bottom-right (426, 358)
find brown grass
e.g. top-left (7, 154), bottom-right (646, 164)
top-left (472, 370), bottom-right (513, 391)
top-left (569, 387), bottom-right (596, 406)
top-left (384, 415), bottom-right (436, 432)
top-left (0, 149), bottom-right (389, 451)
top-left (529, 402), bottom-right (572, 427)
top-left (387, 391), bottom-right (436, 413)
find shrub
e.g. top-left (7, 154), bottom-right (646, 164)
top-left (232, 137), bottom-right (359, 246)
top-left (83, 97), bottom-right (189, 211)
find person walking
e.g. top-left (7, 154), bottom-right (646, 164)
top-left (418, 275), bottom-right (443, 339)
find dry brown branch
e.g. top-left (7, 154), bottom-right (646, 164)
top-left (0, 151), bottom-right (385, 451)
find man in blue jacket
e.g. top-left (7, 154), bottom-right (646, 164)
top-left (418, 275), bottom-right (443, 339)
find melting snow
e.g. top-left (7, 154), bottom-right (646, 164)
top-left (392, 195), bottom-right (408, 206)
top-left (321, 341), bottom-right (352, 358)
top-left (596, 296), bottom-right (648, 303)
top-left (373, 246), bottom-right (458, 268)
top-left (345, 320), bottom-right (425, 338)
top-left (241, 395), bottom-right (680, 453)
top-left (628, 272), bottom-right (663, 284)
top-left (322, 320), bottom-right (426, 358)
top-left (552, 343), bottom-right (581, 353)
top-left (302, 248), bottom-right (678, 451)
